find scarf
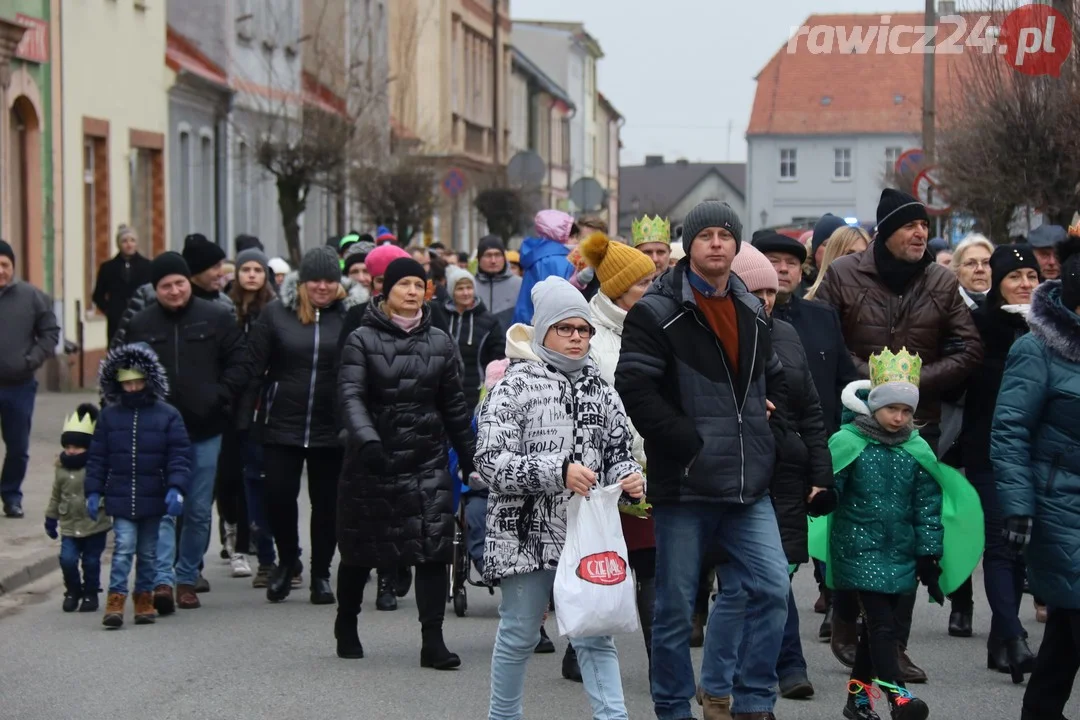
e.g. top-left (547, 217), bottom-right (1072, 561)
top-left (390, 312), bottom-right (422, 333)
top-left (59, 451), bottom-right (89, 470)
top-left (533, 342), bottom-right (589, 375)
top-left (873, 239), bottom-right (931, 296)
top-left (852, 413), bottom-right (913, 446)
top-left (959, 286), bottom-right (986, 309)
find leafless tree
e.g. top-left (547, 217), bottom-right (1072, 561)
top-left (351, 155), bottom-right (439, 243)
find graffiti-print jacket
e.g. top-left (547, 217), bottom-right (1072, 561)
top-left (474, 323), bottom-right (642, 582)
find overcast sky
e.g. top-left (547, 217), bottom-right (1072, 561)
top-left (513, 0), bottom-right (927, 166)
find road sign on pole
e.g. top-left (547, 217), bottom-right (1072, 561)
top-left (442, 168), bottom-right (466, 198)
top-left (913, 166), bottom-right (951, 216)
top-left (894, 148), bottom-right (925, 179)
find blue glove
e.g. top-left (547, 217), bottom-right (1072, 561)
top-left (44, 517), bottom-right (58, 539)
top-left (165, 488), bottom-right (184, 518)
top-left (86, 493), bottom-right (101, 521)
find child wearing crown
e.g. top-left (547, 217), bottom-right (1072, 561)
top-left (44, 403), bottom-right (113, 613)
top-left (812, 347), bottom-right (983, 720)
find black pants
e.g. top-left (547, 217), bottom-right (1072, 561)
top-left (1023, 607), bottom-right (1080, 717)
top-left (337, 562), bottom-right (446, 629)
top-left (215, 428), bottom-right (250, 553)
top-left (851, 591), bottom-right (905, 687)
top-left (262, 444), bottom-right (342, 580)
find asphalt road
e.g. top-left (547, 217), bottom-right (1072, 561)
top-left (1, 512), bottom-right (1075, 720)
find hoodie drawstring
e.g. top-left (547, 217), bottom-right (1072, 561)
top-left (468, 313), bottom-right (474, 346)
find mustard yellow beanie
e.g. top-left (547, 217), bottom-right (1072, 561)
top-left (579, 232), bottom-right (656, 300)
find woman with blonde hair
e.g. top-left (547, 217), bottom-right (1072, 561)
top-left (804, 226), bottom-right (871, 301)
top-left (950, 234), bottom-right (995, 309)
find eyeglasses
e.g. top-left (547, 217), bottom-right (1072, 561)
top-left (553, 323), bottom-right (594, 338)
top-left (961, 259), bottom-right (991, 270)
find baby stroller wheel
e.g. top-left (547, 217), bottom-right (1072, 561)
top-left (453, 586), bottom-right (468, 617)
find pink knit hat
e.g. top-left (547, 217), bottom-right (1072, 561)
top-left (364, 244), bottom-right (410, 278)
top-left (534, 209), bottom-right (574, 244)
top-left (731, 243), bottom-right (778, 293)
top-left (484, 358), bottom-right (510, 390)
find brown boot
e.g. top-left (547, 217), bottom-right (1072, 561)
top-left (830, 616), bottom-right (857, 668)
top-left (133, 591), bottom-right (157, 625)
top-left (696, 687), bottom-right (734, 720)
top-left (152, 584), bottom-right (175, 616)
top-left (898, 646), bottom-right (928, 683)
top-left (176, 583), bottom-right (201, 609)
top-left (690, 612), bottom-right (706, 648)
top-left (102, 592), bottom-right (126, 628)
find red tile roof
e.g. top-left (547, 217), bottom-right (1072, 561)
top-left (748, 12), bottom-right (977, 136)
top-left (166, 26), bottom-right (228, 89)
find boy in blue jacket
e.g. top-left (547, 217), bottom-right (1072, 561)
top-left (85, 344), bottom-right (191, 629)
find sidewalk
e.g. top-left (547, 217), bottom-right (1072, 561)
top-left (0, 390), bottom-right (98, 595)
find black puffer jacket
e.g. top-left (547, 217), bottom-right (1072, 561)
top-left (244, 273), bottom-right (360, 447)
top-left (770, 317), bottom-right (833, 563)
top-left (337, 303), bottom-right (474, 568)
top-left (337, 299), bottom-right (450, 353)
top-left (445, 298), bottom-right (505, 410)
top-left (111, 282), bottom-right (234, 349)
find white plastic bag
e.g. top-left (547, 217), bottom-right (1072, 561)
top-left (554, 483), bottom-right (639, 638)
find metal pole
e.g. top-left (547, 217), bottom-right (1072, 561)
top-left (922, 0), bottom-right (936, 162)
top-left (75, 299), bottom-right (84, 389)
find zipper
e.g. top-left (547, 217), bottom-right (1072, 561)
top-left (303, 308), bottom-right (321, 448)
top-left (130, 408), bottom-right (139, 516)
top-left (1046, 453), bottom-right (1062, 494)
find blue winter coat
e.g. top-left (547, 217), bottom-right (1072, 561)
top-left (992, 281), bottom-right (1080, 610)
top-left (84, 344), bottom-right (192, 520)
top-left (511, 237), bottom-right (575, 324)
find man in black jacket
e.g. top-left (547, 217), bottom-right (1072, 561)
top-left (123, 252), bottom-right (247, 613)
top-left (92, 225), bottom-right (152, 342)
top-left (616, 201), bottom-right (791, 720)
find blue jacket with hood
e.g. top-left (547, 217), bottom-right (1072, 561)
top-left (511, 237), bottom-right (575, 325)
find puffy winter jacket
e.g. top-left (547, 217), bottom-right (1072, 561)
top-left (244, 273), bottom-right (360, 447)
top-left (616, 259), bottom-right (787, 506)
top-left (445, 298), bottom-right (505, 411)
top-left (511, 237), bottom-right (575, 324)
top-left (992, 281), bottom-right (1080, 610)
top-left (111, 282), bottom-right (234, 349)
top-left (813, 243), bottom-right (983, 425)
top-left (475, 324), bottom-right (642, 582)
top-left (770, 317), bottom-right (832, 563)
top-left (475, 265), bottom-right (522, 328)
top-left (84, 344), bottom-right (192, 520)
top-left (46, 460), bottom-right (113, 538)
top-left (337, 302), bottom-right (474, 568)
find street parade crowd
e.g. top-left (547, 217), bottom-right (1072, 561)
top-left (1, 188), bottom-right (1079, 720)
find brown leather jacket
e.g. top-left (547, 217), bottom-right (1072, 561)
top-left (814, 244), bottom-right (983, 424)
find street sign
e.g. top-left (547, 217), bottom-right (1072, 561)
top-left (913, 166), bottom-right (951, 216)
top-left (442, 168), bottom-right (466, 198)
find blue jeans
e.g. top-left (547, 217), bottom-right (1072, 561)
top-left (651, 498), bottom-right (789, 719)
top-left (155, 435), bottom-right (221, 586)
top-left (0, 379), bottom-right (36, 506)
top-left (110, 517), bottom-right (162, 594)
top-left (464, 491), bottom-right (488, 569)
top-left (490, 569), bottom-right (627, 720)
top-left (59, 531), bottom-right (108, 595)
top-left (240, 432), bottom-right (276, 566)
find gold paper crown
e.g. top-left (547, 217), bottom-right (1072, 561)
top-left (631, 215), bottom-right (671, 248)
top-left (62, 410), bottom-right (96, 436)
top-left (868, 347), bottom-right (922, 388)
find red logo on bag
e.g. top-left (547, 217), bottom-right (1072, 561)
top-left (576, 551), bottom-right (628, 585)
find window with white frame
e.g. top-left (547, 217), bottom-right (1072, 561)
top-left (179, 130), bottom-right (192, 228)
top-left (779, 148), bottom-right (797, 179)
top-left (200, 134), bottom-right (214, 231)
top-left (834, 148), bottom-right (852, 179)
top-left (885, 146), bottom-right (903, 177)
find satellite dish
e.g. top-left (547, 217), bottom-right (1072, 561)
top-left (569, 177), bottom-right (607, 213)
top-left (507, 151), bottom-right (547, 187)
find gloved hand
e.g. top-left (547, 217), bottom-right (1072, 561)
top-left (458, 454), bottom-right (476, 479)
top-left (915, 556), bottom-right (945, 604)
top-left (807, 488), bottom-right (838, 517)
top-left (165, 488), bottom-right (184, 518)
top-left (1002, 516), bottom-right (1032, 554)
top-left (86, 493), bottom-right (101, 521)
top-left (360, 442), bottom-right (386, 473)
top-left (44, 517), bottom-right (58, 539)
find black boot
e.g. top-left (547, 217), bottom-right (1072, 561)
top-left (334, 612), bottom-right (364, 659)
top-left (1003, 636), bottom-right (1036, 684)
top-left (948, 607), bottom-right (973, 637)
top-left (266, 562), bottom-right (294, 603)
top-left (420, 626), bottom-right (461, 670)
top-left (561, 643), bottom-right (582, 682)
top-left (820, 603), bottom-right (834, 641)
top-left (394, 566), bottom-right (413, 598)
top-left (311, 577), bottom-right (336, 605)
top-left (844, 681), bottom-right (882, 720)
top-left (79, 593), bottom-right (99, 613)
top-left (987, 637), bottom-right (1010, 671)
top-left (62, 593), bottom-right (80, 612)
top-left (375, 570), bottom-right (397, 611)
top-left (879, 680), bottom-right (929, 720)
top-left (535, 624), bottom-right (555, 654)
top-left (335, 564), bottom-right (367, 658)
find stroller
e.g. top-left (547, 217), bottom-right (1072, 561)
top-left (447, 442), bottom-right (496, 617)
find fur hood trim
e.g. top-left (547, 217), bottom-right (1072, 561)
top-left (98, 343), bottom-right (170, 401)
top-left (1028, 281), bottom-right (1080, 363)
top-left (841, 379), bottom-right (872, 417)
top-left (278, 271), bottom-right (367, 312)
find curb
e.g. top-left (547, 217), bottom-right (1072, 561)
top-left (0, 549), bottom-right (59, 597)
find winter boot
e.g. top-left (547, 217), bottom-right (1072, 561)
top-left (102, 592), bottom-right (126, 628)
top-left (79, 593), bottom-right (99, 613)
top-left (843, 680), bottom-right (882, 720)
top-left (152, 584), bottom-right (175, 615)
top-left (394, 566), bottom-right (413, 598)
top-left (876, 679), bottom-right (929, 720)
top-left (133, 591), bottom-right (157, 624)
top-left (62, 593), bottom-right (80, 612)
top-left (420, 626), bottom-right (461, 670)
top-left (535, 624), bottom-right (556, 654)
top-left (562, 643), bottom-right (582, 682)
top-left (375, 570), bottom-right (397, 611)
top-left (335, 612), bottom-right (364, 659)
top-left (267, 562), bottom-right (294, 603)
top-left (695, 687), bottom-right (734, 720)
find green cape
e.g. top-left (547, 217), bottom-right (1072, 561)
top-left (808, 425), bottom-right (984, 596)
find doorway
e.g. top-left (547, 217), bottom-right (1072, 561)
top-left (8, 96), bottom-right (41, 284)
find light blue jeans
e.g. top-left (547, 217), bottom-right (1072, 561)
top-left (155, 435), bottom-right (221, 587)
top-left (109, 517), bottom-right (161, 595)
top-left (489, 569), bottom-right (627, 720)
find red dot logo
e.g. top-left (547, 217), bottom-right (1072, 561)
top-left (999, 4), bottom-right (1072, 77)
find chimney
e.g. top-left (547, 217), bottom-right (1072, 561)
top-left (644, 154), bottom-right (664, 167)
top-left (938, 0), bottom-right (955, 14)
top-left (675, 158), bottom-right (689, 166)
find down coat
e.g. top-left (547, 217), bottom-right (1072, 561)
top-left (337, 301), bottom-right (475, 568)
top-left (84, 344), bottom-right (192, 520)
top-left (992, 281), bottom-right (1080, 610)
top-left (475, 324), bottom-right (642, 582)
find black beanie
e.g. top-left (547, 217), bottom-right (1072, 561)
top-left (299, 246), bottom-right (341, 283)
top-left (752, 231), bottom-right (807, 263)
top-left (875, 189), bottom-right (930, 245)
top-left (0, 239), bottom-right (13, 265)
top-left (1058, 235), bottom-right (1080, 311)
top-left (382, 257), bottom-right (426, 294)
top-left (988, 244), bottom-right (1041, 304)
top-left (478, 235), bottom-right (506, 255)
top-left (811, 214), bottom-right (846, 260)
top-left (151, 251), bottom-right (191, 287)
top-left (182, 233), bottom-right (226, 276)
top-left (681, 201), bottom-right (743, 250)
top-left (343, 248), bottom-right (369, 275)
top-left (234, 234), bottom-right (263, 254)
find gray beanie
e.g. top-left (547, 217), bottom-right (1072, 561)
top-left (530, 277), bottom-right (592, 372)
top-left (868, 381), bottom-right (920, 414)
top-left (235, 248), bottom-right (270, 276)
top-left (682, 201), bottom-right (743, 250)
top-left (299, 246), bottom-right (341, 283)
top-left (445, 265), bottom-right (476, 292)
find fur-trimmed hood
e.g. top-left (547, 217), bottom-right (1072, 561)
top-left (277, 271), bottom-right (367, 312)
top-left (841, 379), bottom-right (872, 422)
top-left (98, 343), bottom-right (170, 402)
top-left (1028, 280), bottom-right (1080, 363)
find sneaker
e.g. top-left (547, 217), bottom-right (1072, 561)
top-left (253, 564), bottom-right (275, 589)
top-left (843, 680), bottom-right (882, 720)
top-left (223, 522), bottom-right (237, 562)
top-left (79, 593), bottom-right (99, 612)
top-left (3, 503), bottom-right (24, 518)
top-left (62, 593), bottom-right (80, 612)
top-left (230, 554), bottom-right (253, 578)
top-left (194, 574), bottom-right (211, 593)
